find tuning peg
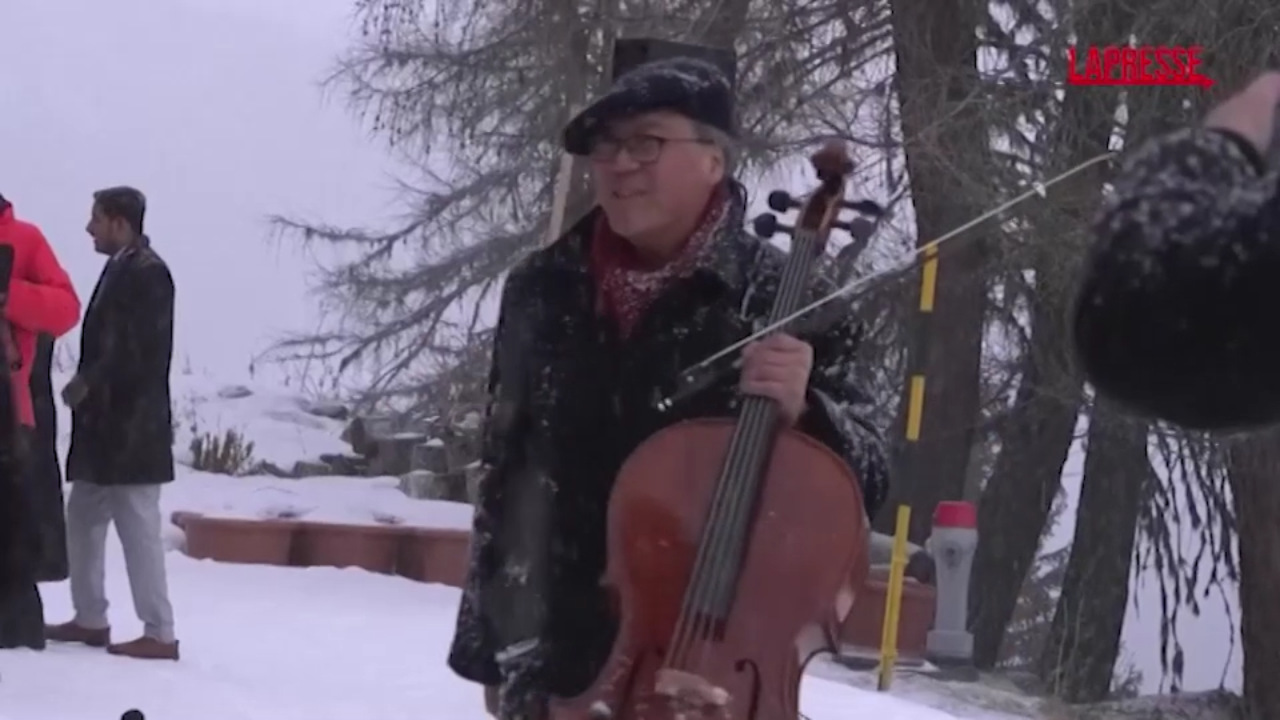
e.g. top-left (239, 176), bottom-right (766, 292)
top-left (832, 217), bottom-right (877, 240)
top-left (752, 213), bottom-right (793, 239)
top-left (767, 191), bottom-right (799, 213)
top-left (843, 199), bottom-right (885, 217)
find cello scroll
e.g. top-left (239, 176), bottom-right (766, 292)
top-left (751, 142), bottom-right (884, 252)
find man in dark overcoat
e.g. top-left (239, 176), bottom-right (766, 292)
top-left (46, 186), bottom-right (179, 660)
top-left (445, 58), bottom-right (891, 718)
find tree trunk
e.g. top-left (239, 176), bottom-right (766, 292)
top-left (968, 275), bottom-right (1083, 669)
top-left (557, 2), bottom-right (605, 229)
top-left (877, 0), bottom-right (988, 542)
top-left (1037, 401), bottom-right (1147, 703)
top-left (967, 2), bottom-right (1129, 667)
top-left (1225, 434), bottom-right (1280, 720)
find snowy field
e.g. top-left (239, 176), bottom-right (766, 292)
top-left (0, 373), bottom-right (1026, 719)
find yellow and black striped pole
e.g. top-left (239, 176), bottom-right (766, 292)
top-left (872, 241), bottom-right (938, 685)
top-left (904, 242), bottom-right (938, 444)
top-left (877, 504), bottom-right (912, 691)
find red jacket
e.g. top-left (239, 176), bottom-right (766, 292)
top-left (0, 204), bottom-right (80, 426)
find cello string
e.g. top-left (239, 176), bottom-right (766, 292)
top-left (700, 401), bottom-right (770, 649)
top-left (667, 400), bottom-right (757, 666)
top-left (669, 365), bottom-right (779, 662)
top-left (683, 399), bottom-right (768, 671)
top-left (681, 401), bottom-right (768, 657)
top-left (703, 230), bottom-right (813, 620)
top-left (690, 229), bottom-right (818, 669)
top-left (669, 224), bottom-right (819, 664)
top-left (666, 222), bottom-right (826, 671)
top-left (712, 227), bottom-right (817, 606)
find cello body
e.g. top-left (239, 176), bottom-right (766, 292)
top-left (548, 419), bottom-right (868, 720)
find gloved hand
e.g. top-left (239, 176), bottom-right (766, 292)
top-left (60, 374), bottom-right (88, 408)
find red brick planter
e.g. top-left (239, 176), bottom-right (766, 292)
top-left (171, 511), bottom-right (473, 586)
top-left (294, 521), bottom-right (403, 574)
top-left (397, 528), bottom-right (471, 588)
top-left (170, 510), bottom-right (200, 529)
top-left (180, 513), bottom-right (298, 567)
top-left (840, 566), bottom-right (936, 657)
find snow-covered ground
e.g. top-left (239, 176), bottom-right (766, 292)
top-left (0, 371), bottom-right (1030, 719)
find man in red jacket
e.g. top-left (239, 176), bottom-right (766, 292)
top-left (0, 193), bottom-right (82, 650)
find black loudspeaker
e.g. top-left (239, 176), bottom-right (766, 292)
top-left (610, 37), bottom-right (737, 91)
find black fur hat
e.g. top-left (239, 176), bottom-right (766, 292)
top-left (562, 57), bottom-right (735, 156)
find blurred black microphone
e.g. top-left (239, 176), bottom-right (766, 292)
top-left (1074, 107), bottom-right (1280, 431)
top-left (121, 710), bottom-right (145, 720)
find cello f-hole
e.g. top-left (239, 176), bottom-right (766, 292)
top-left (734, 658), bottom-right (763, 720)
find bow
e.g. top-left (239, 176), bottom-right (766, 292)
top-left (657, 150), bottom-right (1118, 409)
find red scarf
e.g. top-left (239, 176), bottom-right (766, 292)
top-left (589, 188), bottom-right (728, 337)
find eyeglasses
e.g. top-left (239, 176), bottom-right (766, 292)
top-left (588, 133), bottom-right (711, 164)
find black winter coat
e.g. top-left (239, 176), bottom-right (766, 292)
top-left (1074, 128), bottom-right (1280, 430)
top-left (27, 334), bottom-right (67, 581)
top-left (0, 388), bottom-right (42, 650)
top-left (67, 238), bottom-right (175, 486)
top-left (447, 187), bottom-right (890, 705)
top-left (0, 347), bottom-right (25, 594)
top-left (0, 336), bottom-right (66, 647)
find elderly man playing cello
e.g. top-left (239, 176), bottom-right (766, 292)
top-left (446, 57), bottom-right (891, 719)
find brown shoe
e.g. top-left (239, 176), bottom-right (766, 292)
top-left (45, 621), bottom-right (110, 648)
top-left (107, 636), bottom-right (179, 661)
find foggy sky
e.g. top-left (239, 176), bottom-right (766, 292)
top-left (2, 0), bottom-right (407, 384)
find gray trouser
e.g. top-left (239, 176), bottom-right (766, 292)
top-left (66, 481), bottom-right (175, 642)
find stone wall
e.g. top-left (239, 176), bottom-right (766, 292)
top-left (398, 438), bottom-right (482, 504)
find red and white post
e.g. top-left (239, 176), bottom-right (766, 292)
top-left (926, 501), bottom-right (977, 667)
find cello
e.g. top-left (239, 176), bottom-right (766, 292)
top-left (550, 142), bottom-right (872, 720)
